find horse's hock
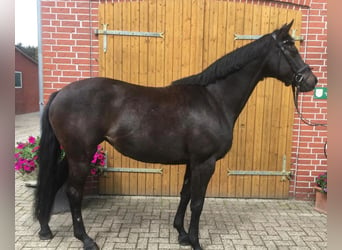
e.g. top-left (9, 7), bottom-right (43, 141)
top-left (97, 0), bottom-right (302, 198)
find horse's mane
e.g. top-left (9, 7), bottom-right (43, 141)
top-left (172, 33), bottom-right (273, 86)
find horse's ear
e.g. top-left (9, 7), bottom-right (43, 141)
top-left (280, 20), bottom-right (294, 34)
top-left (275, 19), bottom-right (294, 40)
top-left (284, 19), bottom-right (294, 33)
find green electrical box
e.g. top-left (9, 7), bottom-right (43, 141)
top-left (313, 87), bottom-right (327, 99)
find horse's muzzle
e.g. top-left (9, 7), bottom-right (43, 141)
top-left (299, 73), bottom-right (317, 92)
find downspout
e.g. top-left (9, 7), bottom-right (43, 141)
top-left (37, 0), bottom-right (44, 117)
top-left (293, 3), bottom-right (312, 199)
top-left (89, 0), bottom-right (93, 77)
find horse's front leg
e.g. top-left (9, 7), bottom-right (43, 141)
top-left (66, 161), bottom-right (99, 250)
top-left (188, 157), bottom-right (216, 250)
top-left (174, 164), bottom-right (191, 245)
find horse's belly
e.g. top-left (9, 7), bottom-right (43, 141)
top-left (106, 135), bottom-right (188, 164)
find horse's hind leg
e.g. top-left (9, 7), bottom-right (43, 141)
top-left (66, 158), bottom-right (99, 250)
top-left (38, 157), bottom-right (69, 240)
top-left (174, 164), bottom-right (191, 245)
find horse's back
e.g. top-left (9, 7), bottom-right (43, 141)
top-left (47, 77), bottom-right (176, 146)
top-left (48, 77), bottom-right (233, 163)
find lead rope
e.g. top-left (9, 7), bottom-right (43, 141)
top-left (292, 85), bottom-right (327, 127)
top-left (292, 85), bottom-right (328, 159)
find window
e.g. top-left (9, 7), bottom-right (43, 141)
top-left (15, 71), bottom-right (23, 88)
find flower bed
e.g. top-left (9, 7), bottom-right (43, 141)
top-left (15, 136), bottom-right (106, 186)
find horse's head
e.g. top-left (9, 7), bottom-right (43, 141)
top-left (266, 20), bottom-right (317, 92)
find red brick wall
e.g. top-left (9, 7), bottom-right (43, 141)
top-left (41, 0), bottom-right (327, 199)
top-left (41, 0), bottom-right (99, 102)
top-left (289, 0), bottom-right (328, 200)
top-left (15, 49), bottom-right (39, 114)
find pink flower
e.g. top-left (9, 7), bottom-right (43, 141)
top-left (28, 160), bottom-right (36, 167)
top-left (14, 163), bottom-right (22, 170)
top-left (97, 153), bottom-right (104, 160)
top-left (28, 136), bottom-right (36, 144)
top-left (23, 165), bottom-right (31, 171)
top-left (90, 168), bottom-right (97, 175)
top-left (31, 146), bottom-right (40, 152)
top-left (14, 136), bottom-right (43, 175)
top-left (99, 160), bottom-right (105, 166)
top-left (91, 156), bottom-right (97, 164)
top-left (18, 159), bottom-right (26, 165)
top-left (17, 143), bottom-right (25, 149)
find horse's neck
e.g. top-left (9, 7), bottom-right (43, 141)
top-left (207, 59), bottom-right (266, 122)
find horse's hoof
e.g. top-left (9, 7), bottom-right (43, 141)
top-left (83, 238), bottom-right (99, 250)
top-left (178, 234), bottom-right (190, 246)
top-left (38, 229), bottom-right (53, 240)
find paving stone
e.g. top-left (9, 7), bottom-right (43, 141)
top-left (15, 178), bottom-right (327, 250)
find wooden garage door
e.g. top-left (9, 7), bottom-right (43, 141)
top-left (97, 0), bottom-right (301, 198)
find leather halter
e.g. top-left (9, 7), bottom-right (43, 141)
top-left (272, 33), bottom-right (327, 127)
top-left (272, 33), bottom-right (311, 88)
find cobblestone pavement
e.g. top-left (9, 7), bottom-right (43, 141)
top-left (15, 175), bottom-right (327, 250)
top-left (15, 113), bottom-right (327, 249)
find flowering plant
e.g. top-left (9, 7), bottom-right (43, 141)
top-left (14, 136), bottom-right (106, 176)
top-left (315, 172), bottom-right (327, 193)
top-left (89, 145), bottom-right (106, 176)
top-left (14, 136), bottom-right (40, 174)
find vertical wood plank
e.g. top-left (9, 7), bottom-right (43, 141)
top-left (226, 1), bottom-right (237, 198)
top-left (258, 5), bottom-right (272, 198)
top-left (144, 0), bottom-right (157, 196)
top-left (174, 0), bottom-right (192, 194)
top-left (206, 0), bottom-right (220, 197)
top-left (250, 4), bottom-right (263, 198)
top-left (107, 3), bottom-right (117, 194)
top-left (216, 0), bottom-right (228, 198)
top-left (189, 0), bottom-right (204, 76)
top-left (267, 7), bottom-right (283, 197)
top-left (233, 2), bottom-right (246, 198)
top-left (111, 2), bottom-right (124, 195)
top-left (118, 1), bottom-right (133, 195)
top-left (152, 0), bottom-right (166, 196)
top-left (135, 0), bottom-right (149, 195)
top-left (161, 0), bottom-right (175, 196)
top-left (127, 0), bottom-right (140, 195)
top-left (241, 2), bottom-right (254, 198)
top-left (169, 0), bottom-right (182, 196)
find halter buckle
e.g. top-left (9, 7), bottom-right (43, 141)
top-left (293, 64), bottom-right (310, 86)
top-left (294, 73), bottom-right (304, 84)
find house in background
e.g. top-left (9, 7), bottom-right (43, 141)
top-left (15, 46), bottom-right (39, 114)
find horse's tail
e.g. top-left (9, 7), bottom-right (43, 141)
top-left (34, 91), bottom-right (69, 222)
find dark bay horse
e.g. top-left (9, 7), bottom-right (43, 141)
top-left (35, 21), bottom-right (317, 250)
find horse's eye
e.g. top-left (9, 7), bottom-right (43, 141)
top-left (283, 40), bottom-right (294, 46)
